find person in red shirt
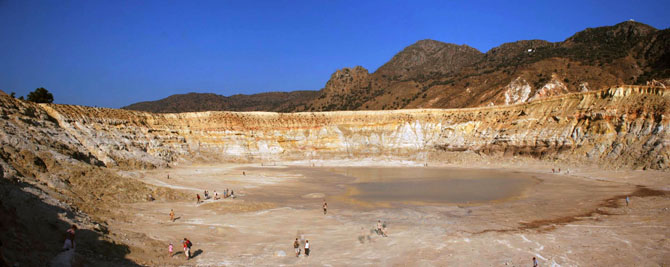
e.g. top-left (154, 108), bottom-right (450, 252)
top-left (182, 238), bottom-right (190, 259)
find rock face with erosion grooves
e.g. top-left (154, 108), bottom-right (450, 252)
top-left (2, 85), bottom-right (668, 173)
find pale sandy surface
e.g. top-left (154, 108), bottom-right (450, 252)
top-left (110, 160), bottom-right (670, 266)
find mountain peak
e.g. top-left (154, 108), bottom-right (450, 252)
top-left (124, 21), bottom-right (669, 113)
top-left (375, 39), bottom-right (483, 80)
top-left (565, 20), bottom-right (657, 44)
top-left (323, 66), bottom-right (371, 93)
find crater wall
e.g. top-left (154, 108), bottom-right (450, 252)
top-left (1, 85), bottom-right (668, 176)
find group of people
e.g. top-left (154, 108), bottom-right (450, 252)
top-left (293, 238), bottom-right (311, 257)
top-left (167, 187), bottom-right (237, 261)
top-left (168, 238), bottom-right (193, 260)
top-left (376, 220), bottom-right (388, 237)
top-left (197, 189), bottom-right (235, 204)
top-left (551, 168), bottom-right (571, 174)
top-left (166, 209), bottom-right (195, 260)
top-left (288, 201), bottom-right (327, 258)
top-left (58, 223), bottom-right (197, 262)
top-left (165, 174), bottom-right (239, 261)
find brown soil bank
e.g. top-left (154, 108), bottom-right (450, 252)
top-left (0, 84), bottom-right (668, 265)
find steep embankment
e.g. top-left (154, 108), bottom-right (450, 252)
top-left (4, 85), bottom-right (667, 173)
top-left (0, 94), bottom-right (185, 266)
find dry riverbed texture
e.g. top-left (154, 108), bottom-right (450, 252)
top-left (110, 161), bottom-right (669, 266)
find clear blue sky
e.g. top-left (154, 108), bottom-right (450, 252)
top-left (1, 0), bottom-right (668, 108)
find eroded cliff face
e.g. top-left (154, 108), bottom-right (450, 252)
top-left (0, 92), bottom-right (190, 266)
top-left (1, 85), bottom-right (667, 176)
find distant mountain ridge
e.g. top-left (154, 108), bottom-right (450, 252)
top-left (123, 21), bottom-right (670, 113)
top-left (123, 91), bottom-right (319, 113)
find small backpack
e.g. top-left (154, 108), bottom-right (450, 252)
top-left (187, 240), bottom-right (192, 248)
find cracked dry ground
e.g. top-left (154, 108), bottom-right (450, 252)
top-left (107, 163), bottom-right (670, 266)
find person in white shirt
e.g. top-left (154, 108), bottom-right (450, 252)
top-left (304, 240), bottom-right (310, 256)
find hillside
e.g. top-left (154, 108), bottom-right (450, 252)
top-left (123, 21), bottom-right (669, 113)
top-left (122, 90), bottom-right (319, 113)
top-left (304, 21), bottom-right (670, 112)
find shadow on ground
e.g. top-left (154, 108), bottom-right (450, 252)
top-left (0, 178), bottom-right (140, 266)
top-left (192, 249), bottom-right (203, 259)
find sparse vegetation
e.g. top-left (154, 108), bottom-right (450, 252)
top-left (27, 87), bottom-right (54, 103)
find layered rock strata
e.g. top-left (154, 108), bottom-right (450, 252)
top-left (1, 85), bottom-right (667, 174)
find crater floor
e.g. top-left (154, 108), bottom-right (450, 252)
top-left (109, 161), bottom-right (670, 266)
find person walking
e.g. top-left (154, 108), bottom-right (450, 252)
top-left (304, 240), bottom-right (310, 257)
top-left (376, 220), bottom-right (383, 235)
top-left (323, 201), bottom-right (328, 215)
top-left (170, 209), bottom-right (175, 222)
top-left (183, 238), bottom-right (192, 260)
top-left (533, 256), bottom-right (538, 266)
top-left (293, 238), bottom-right (300, 257)
top-left (626, 196), bottom-right (630, 206)
top-left (168, 243), bottom-right (173, 258)
top-left (196, 194), bottom-right (201, 204)
top-left (381, 221), bottom-right (389, 237)
top-left (62, 225), bottom-right (77, 251)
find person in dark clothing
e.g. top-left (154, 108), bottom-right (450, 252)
top-left (323, 201), bottom-right (328, 215)
top-left (293, 238), bottom-right (300, 257)
top-left (62, 225), bottom-right (77, 251)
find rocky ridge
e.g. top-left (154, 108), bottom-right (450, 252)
top-left (122, 90), bottom-right (319, 113)
top-left (123, 21), bottom-right (670, 113)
